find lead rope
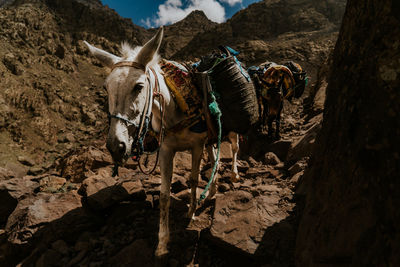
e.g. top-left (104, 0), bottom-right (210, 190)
top-left (199, 92), bottom-right (222, 204)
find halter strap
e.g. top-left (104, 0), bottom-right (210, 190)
top-left (149, 67), bottom-right (160, 96)
top-left (112, 61), bottom-right (146, 72)
top-left (109, 61), bottom-right (150, 130)
top-left (109, 63), bottom-right (162, 158)
top-left (108, 113), bottom-right (139, 128)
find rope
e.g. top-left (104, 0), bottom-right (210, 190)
top-left (209, 57), bottom-right (223, 70)
top-left (233, 56), bottom-right (250, 82)
top-left (199, 92), bottom-right (222, 203)
top-left (138, 91), bottom-right (165, 175)
top-left (138, 150), bottom-right (159, 175)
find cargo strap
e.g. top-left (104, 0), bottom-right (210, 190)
top-left (164, 114), bottom-right (203, 135)
top-left (233, 56), bottom-right (251, 82)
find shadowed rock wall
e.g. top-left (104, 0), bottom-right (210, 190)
top-left (296, 0), bottom-right (400, 265)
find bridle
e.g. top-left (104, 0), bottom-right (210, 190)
top-left (108, 61), bottom-right (165, 176)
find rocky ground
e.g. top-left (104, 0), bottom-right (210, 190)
top-left (0, 82), bottom-right (325, 266)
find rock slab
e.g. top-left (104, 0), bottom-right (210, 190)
top-left (0, 178), bottom-right (37, 224)
top-left (210, 190), bottom-right (290, 256)
top-left (5, 191), bottom-right (82, 244)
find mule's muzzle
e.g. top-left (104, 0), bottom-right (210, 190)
top-left (106, 137), bottom-right (129, 164)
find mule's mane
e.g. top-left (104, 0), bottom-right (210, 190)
top-left (120, 42), bottom-right (160, 69)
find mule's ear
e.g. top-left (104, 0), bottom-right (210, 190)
top-left (135, 26), bottom-right (163, 67)
top-left (84, 41), bottom-right (121, 67)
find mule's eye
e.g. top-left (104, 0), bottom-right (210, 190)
top-left (134, 84), bottom-right (144, 91)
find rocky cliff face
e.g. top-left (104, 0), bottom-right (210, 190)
top-left (173, 0), bottom-right (346, 83)
top-left (3, 0), bottom-right (149, 44)
top-left (180, 0), bottom-right (345, 46)
top-left (158, 10), bottom-right (218, 58)
top-left (296, 0), bottom-right (400, 265)
top-left (0, 1), bottom-right (115, 176)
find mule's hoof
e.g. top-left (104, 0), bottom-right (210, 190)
top-left (230, 172), bottom-right (240, 183)
top-left (186, 209), bottom-right (196, 220)
top-left (155, 252), bottom-right (168, 267)
top-left (205, 185), bottom-right (217, 201)
top-left (155, 246), bottom-right (168, 259)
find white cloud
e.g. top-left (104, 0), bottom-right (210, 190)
top-left (152, 0), bottom-right (226, 27)
top-left (165, 0), bottom-right (182, 6)
top-left (219, 0), bottom-right (243, 6)
top-left (140, 17), bottom-right (153, 28)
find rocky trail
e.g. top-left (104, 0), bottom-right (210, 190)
top-left (0, 90), bottom-right (323, 266)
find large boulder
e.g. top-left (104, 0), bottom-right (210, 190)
top-left (5, 191), bottom-right (82, 245)
top-left (209, 189), bottom-right (294, 262)
top-left (296, 1), bottom-right (400, 265)
top-left (0, 178), bottom-right (38, 224)
top-left (2, 190), bottom-right (101, 267)
top-left (286, 119), bottom-right (322, 163)
top-left (78, 169), bottom-right (146, 210)
top-left (58, 146), bottom-right (113, 183)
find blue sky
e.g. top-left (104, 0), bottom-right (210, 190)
top-left (101, 0), bottom-right (261, 28)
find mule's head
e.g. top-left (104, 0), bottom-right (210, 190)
top-left (85, 28), bottom-right (163, 164)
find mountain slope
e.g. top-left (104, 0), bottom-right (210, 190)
top-left (0, 1), bottom-right (113, 173)
top-left (173, 0), bottom-right (346, 74)
top-left (157, 10), bottom-right (218, 58)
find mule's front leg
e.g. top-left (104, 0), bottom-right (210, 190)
top-left (187, 145), bottom-right (203, 219)
top-left (228, 132), bottom-right (240, 183)
top-left (258, 97), bottom-right (265, 131)
top-left (267, 115), bottom-right (274, 138)
top-left (262, 98), bottom-right (268, 132)
top-left (275, 111), bottom-right (282, 139)
top-left (156, 146), bottom-right (175, 258)
top-left (275, 104), bottom-right (283, 139)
